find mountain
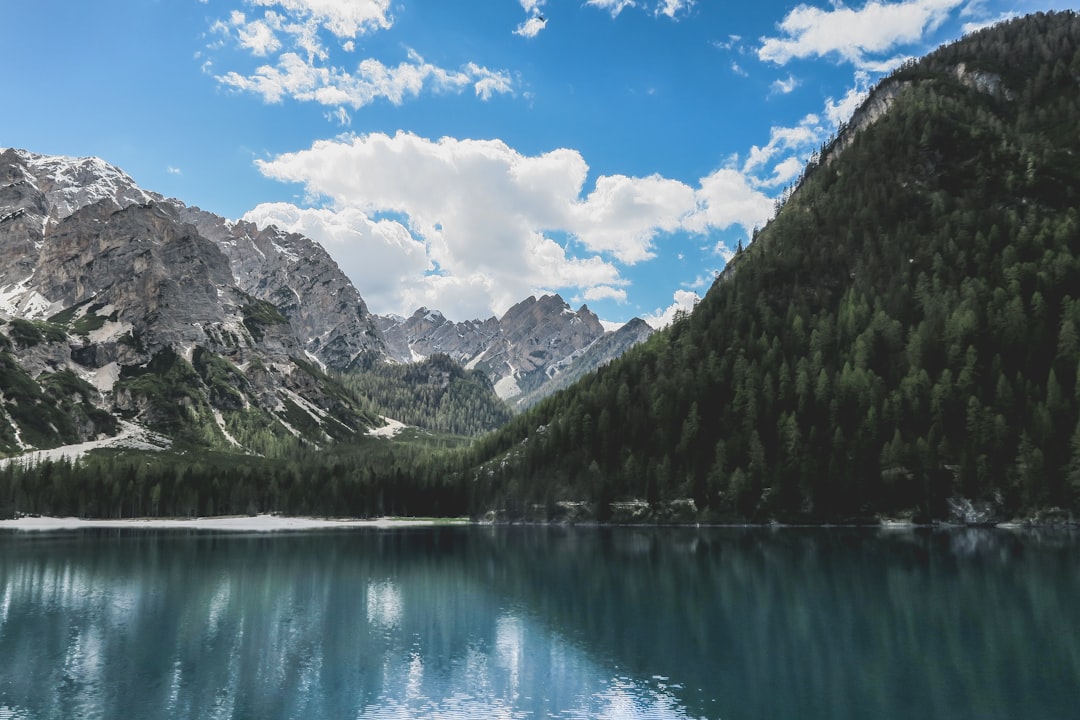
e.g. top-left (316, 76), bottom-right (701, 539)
top-left (0, 148), bottom-right (384, 455)
top-left (0, 147), bottom-right (647, 460)
top-left (376, 295), bottom-right (651, 407)
top-left (459, 11), bottom-right (1080, 524)
top-left (513, 317), bottom-right (655, 410)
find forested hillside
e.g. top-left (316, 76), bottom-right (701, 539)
top-left (342, 354), bottom-right (513, 436)
top-left (460, 11), bottom-right (1080, 522)
top-left (5, 12), bottom-right (1079, 523)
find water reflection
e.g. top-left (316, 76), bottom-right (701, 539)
top-left (0, 527), bottom-right (1078, 719)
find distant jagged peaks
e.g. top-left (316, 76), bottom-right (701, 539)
top-left (0, 146), bottom-right (654, 457)
top-left (376, 293), bottom-right (648, 403)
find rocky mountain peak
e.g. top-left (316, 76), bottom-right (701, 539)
top-left (1, 148), bottom-right (157, 222)
top-left (0, 149), bottom-right (383, 456)
top-left (376, 292), bottom-right (629, 402)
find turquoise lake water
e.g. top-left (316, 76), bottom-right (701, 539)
top-left (0, 526), bottom-right (1077, 719)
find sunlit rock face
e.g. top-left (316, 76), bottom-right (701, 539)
top-left (376, 293), bottom-right (647, 403)
top-left (0, 148), bottom-right (383, 451)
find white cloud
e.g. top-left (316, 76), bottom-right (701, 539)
top-left (167, 166), bottom-right (182, 175)
top-left (825, 71), bottom-right (872, 126)
top-left (234, 15), bottom-right (281, 55)
top-left (771, 74), bottom-right (799, 95)
top-left (249, 131), bottom-right (776, 320)
top-left (655, 0), bottom-right (694, 19)
top-left (643, 290), bottom-right (700, 329)
top-left (586, 0), bottom-right (637, 18)
top-left (210, 2), bottom-right (510, 114)
top-left (765, 156), bottom-right (805, 188)
top-left (215, 50), bottom-right (512, 109)
top-left (586, 0), bottom-right (696, 19)
top-left (686, 168), bottom-right (775, 238)
top-left (243, 203), bottom-right (432, 315)
top-left (741, 114), bottom-right (823, 176)
top-left (249, 0), bottom-right (393, 38)
top-left (758, 0), bottom-right (965, 68)
top-left (572, 173), bottom-right (698, 263)
top-left (467, 63), bottom-right (515, 99)
top-left (514, 16), bottom-right (548, 38)
top-left (252, 133), bottom-right (631, 319)
top-left (325, 106), bottom-right (351, 125)
top-left (584, 285), bottom-right (629, 303)
top-left (712, 241), bottom-right (736, 264)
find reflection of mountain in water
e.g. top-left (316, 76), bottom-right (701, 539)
top-left (0, 527), bottom-right (1078, 719)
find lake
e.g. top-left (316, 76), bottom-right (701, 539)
top-left (0, 525), bottom-right (1077, 719)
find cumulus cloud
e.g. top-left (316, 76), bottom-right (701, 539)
top-left (741, 114), bottom-right (824, 176)
top-left (210, 1), bottom-right (511, 114)
top-left (758, 0), bottom-right (964, 68)
top-left (572, 173), bottom-right (698, 263)
top-left (825, 71), bottom-right (872, 126)
top-left (765, 156), bottom-right (805, 188)
top-left (583, 285), bottom-right (629, 303)
top-left (686, 168), bottom-right (774, 237)
top-left (243, 202), bottom-right (431, 314)
top-left (215, 50), bottom-right (512, 109)
top-left (586, 0), bottom-right (637, 17)
top-left (514, 16), bottom-right (548, 38)
top-left (514, 0), bottom-right (548, 37)
top-left (235, 15), bottom-right (282, 55)
top-left (253, 133), bottom-right (627, 318)
top-left (249, 0), bottom-right (393, 38)
top-left (643, 290), bottom-right (700, 329)
top-left (250, 132), bottom-right (775, 320)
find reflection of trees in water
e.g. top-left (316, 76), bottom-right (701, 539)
top-left (0, 527), bottom-right (1078, 719)
top-left (473, 526), bottom-right (1080, 720)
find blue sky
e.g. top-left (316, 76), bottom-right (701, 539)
top-left (2, 0), bottom-right (1068, 326)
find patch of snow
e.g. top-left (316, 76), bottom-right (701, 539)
top-left (270, 238), bottom-right (299, 263)
top-left (494, 374), bottom-right (522, 399)
top-left (212, 409), bottom-right (243, 449)
top-left (0, 407), bottom-right (28, 451)
top-left (88, 320), bottom-right (131, 344)
top-left (303, 350), bottom-right (326, 372)
top-left (282, 389), bottom-right (329, 424)
top-left (87, 362), bottom-right (120, 394)
top-left (19, 151), bottom-right (155, 219)
top-left (368, 416), bottom-right (406, 439)
top-left (0, 282), bottom-right (53, 319)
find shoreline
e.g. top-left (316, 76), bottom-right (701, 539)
top-left (0, 514), bottom-right (458, 532)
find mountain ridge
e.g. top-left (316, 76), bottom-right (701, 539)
top-left (457, 10), bottom-right (1080, 524)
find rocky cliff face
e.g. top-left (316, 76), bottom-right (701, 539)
top-left (0, 147), bottom-right (651, 457)
top-left (513, 317), bottom-right (654, 410)
top-left (0, 148), bottom-right (379, 456)
top-left (377, 294), bottom-right (649, 403)
top-left (177, 206), bottom-right (385, 370)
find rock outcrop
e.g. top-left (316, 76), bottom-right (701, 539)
top-left (0, 148), bottom-right (379, 455)
top-left (377, 295), bottom-right (650, 404)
